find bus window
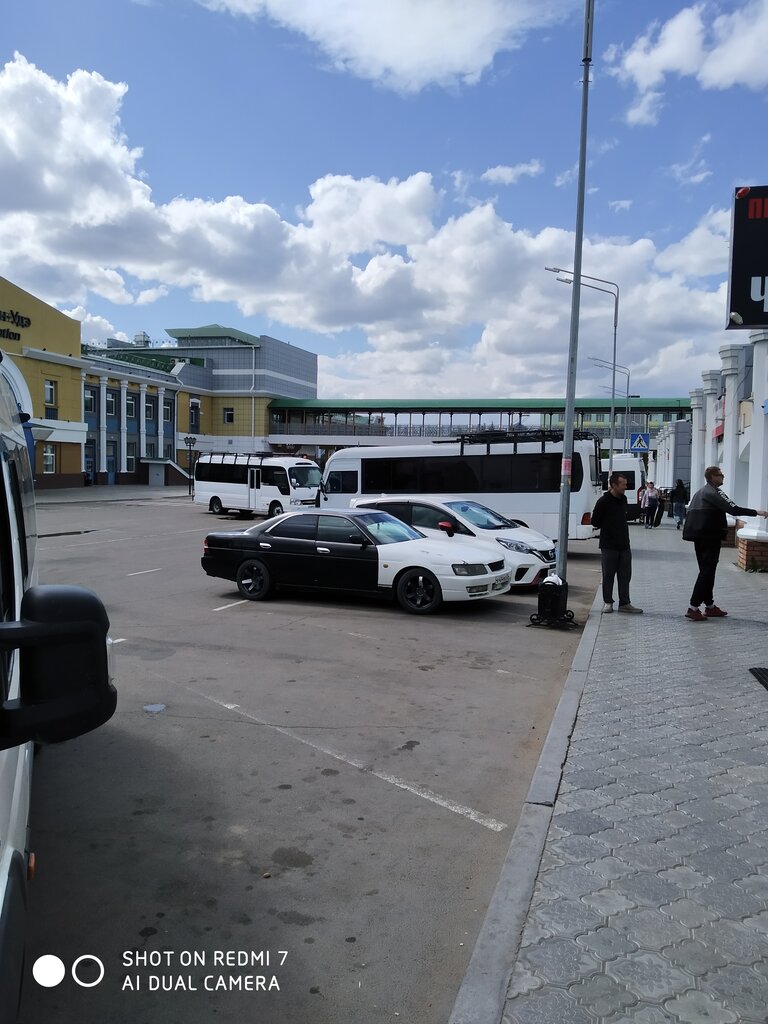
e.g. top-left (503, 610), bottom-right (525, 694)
top-left (327, 469), bottom-right (358, 494)
top-left (261, 466), bottom-right (289, 496)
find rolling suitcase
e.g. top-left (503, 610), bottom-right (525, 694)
top-left (653, 499), bottom-right (664, 527)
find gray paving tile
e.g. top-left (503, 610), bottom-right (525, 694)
top-left (694, 919), bottom-right (767, 964)
top-left (663, 938), bottom-right (729, 975)
top-left (705, 963), bottom-right (768, 1021)
top-left (520, 938), bottom-right (600, 985)
top-left (575, 926), bottom-right (637, 960)
top-left (609, 908), bottom-right (689, 950)
top-left (504, 988), bottom-right (594, 1024)
top-left (662, 990), bottom-right (738, 1023)
top-left (528, 897), bottom-right (604, 938)
top-left (606, 951), bottom-right (695, 1002)
top-left (567, 972), bottom-right (638, 1017)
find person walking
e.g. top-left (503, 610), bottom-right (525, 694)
top-left (641, 481), bottom-right (659, 528)
top-left (670, 479), bottom-right (688, 530)
top-left (682, 466), bottom-right (768, 620)
top-left (591, 472), bottom-right (643, 615)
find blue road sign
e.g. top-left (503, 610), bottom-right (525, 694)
top-left (629, 433), bottom-right (650, 452)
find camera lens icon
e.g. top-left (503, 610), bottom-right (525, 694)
top-left (33, 954), bottom-right (105, 988)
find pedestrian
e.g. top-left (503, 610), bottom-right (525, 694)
top-left (670, 478), bottom-right (688, 530)
top-left (591, 472), bottom-right (643, 615)
top-left (682, 466), bottom-right (768, 620)
top-left (641, 481), bottom-right (659, 528)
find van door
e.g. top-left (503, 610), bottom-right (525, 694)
top-left (248, 468), bottom-right (260, 512)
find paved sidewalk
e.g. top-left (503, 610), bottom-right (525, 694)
top-left (34, 484), bottom-right (191, 504)
top-left (451, 518), bottom-right (768, 1024)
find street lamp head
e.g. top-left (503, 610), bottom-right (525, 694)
top-left (556, 276), bottom-right (574, 285)
top-left (544, 265), bottom-right (566, 274)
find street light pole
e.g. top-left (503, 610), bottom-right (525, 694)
top-left (547, 269), bottom-right (619, 472)
top-left (554, 0), bottom-right (595, 585)
top-left (184, 435), bottom-right (197, 496)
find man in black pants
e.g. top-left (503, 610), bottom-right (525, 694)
top-left (682, 466), bottom-right (768, 620)
top-left (591, 472), bottom-right (643, 614)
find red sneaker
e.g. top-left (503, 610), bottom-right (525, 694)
top-left (705, 605), bottom-right (728, 618)
top-left (685, 609), bottom-right (707, 621)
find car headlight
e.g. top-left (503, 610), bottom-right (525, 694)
top-left (452, 563), bottom-right (487, 576)
top-left (497, 538), bottom-right (534, 554)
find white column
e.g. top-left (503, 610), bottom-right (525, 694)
top-left (157, 386), bottom-right (165, 458)
top-left (99, 377), bottom-right (108, 474)
top-left (689, 388), bottom-right (704, 489)
top-left (749, 330), bottom-right (768, 511)
top-left (139, 383), bottom-right (147, 458)
top-left (718, 345), bottom-right (742, 500)
top-left (119, 380), bottom-right (128, 474)
top-left (701, 370), bottom-right (721, 472)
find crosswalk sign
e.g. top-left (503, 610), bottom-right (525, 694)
top-left (629, 432), bottom-right (650, 452)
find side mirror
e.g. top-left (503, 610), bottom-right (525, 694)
top-left (437, 520), bottom-right (455, 538)
top-left (349, 533), bottom-right (371, 546)
top-left (0, 585), bottom-right (117, 752)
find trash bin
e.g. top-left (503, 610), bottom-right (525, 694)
top-left (537, 575), bottom-right (568, 620)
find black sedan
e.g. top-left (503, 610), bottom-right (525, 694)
top-left (201, 509), bottom-right (511, 614)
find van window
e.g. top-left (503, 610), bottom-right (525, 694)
top-left (261, 466), bottom-right (289, 496)
top-left (326, 470), bottom-right (358, 494)
top-left (0, 463), bottom-right (15, 698)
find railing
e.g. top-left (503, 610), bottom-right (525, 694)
top-left (268, 421), bottom-right (657, 440)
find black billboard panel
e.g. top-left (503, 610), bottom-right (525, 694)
top-left (726, 184), bottom-right (768, 329)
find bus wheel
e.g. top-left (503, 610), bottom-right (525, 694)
top-left (209, 497), bottom-right (223, 514)
top-left (396, 568), bottom-right (442, 614)
top-left (236, 559), bottom-right (273, 600)
top-left (268, 501), bottom-right (284, 517)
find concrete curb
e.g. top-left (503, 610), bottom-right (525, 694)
top-left (447, 586), bottom-right (603, 1024)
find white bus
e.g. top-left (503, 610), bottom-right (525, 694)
top-left (320, 432), bottom-right (602, 541)
top-left (600, 454), bottom-right (646, 521)
top-left (194, 452), bottom-right (322, 516)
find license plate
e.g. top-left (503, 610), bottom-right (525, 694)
top-left (493, 574), bottom-right (511, 590)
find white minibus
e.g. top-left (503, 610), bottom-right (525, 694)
top-left (600, 455), bottom-right (646, 520)
top-left (0, 355), bottom-right (116, 1018)
top-left (194, 452), bottom-right (321, 516)
top-left (321, 431), bottom-right (602, 541)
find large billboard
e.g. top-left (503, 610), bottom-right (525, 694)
top-left (726, 185), bottom-right (768, 330)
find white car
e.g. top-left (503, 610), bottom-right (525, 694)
top-left (202, 508), bottom-right (512, 613)
top-left (352, 495), bottom-right (556, 588)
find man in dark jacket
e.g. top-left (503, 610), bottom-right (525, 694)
top-left (682, 466), bottom-right (768, 620)
top-left (591, 472), bottom-right (643, 614)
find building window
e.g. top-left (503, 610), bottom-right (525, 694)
top-left (126, 394), bottom-right (136, 418)
top-left (126, 442), bottom-right (136, 473)
top-left (145, 400), bottom-right (156, 420)
top-left (163, 401), bottom-right (173, 423)
top-left (190, 402), bottom-right (200, 431)
top-left (43, 444), bottom-right (56, 474)
top-left (164, 442), bottom-right (173, 460)
top-left (106, 392), bottom-right (116, 417)
top-left (43, 379), bottom-right (58, 419)
top-left (223, 407), bottom-right (234, 424)
top-left (84, 387), bottom-right (96, 414)
top-left (147, 443), bottom-right (156, 458)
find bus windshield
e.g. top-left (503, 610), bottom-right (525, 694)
top-left (356, 512), bottom-right (424, 545)
top-left (289, 465), bottom-right (322, 489)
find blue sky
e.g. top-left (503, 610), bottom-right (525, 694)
top-left (2, 0), bottom-right (766, 398)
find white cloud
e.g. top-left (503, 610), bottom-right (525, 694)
top-left (481, 160), bottom-right (543, 185)
top-left (607, 2), bottom-right (768, 124)
top-left (196, 0), bottom-right (578, 92)
top-left (609, 200), bottom-right (633, 213)
top-left (0, 53), bottom-right (734, 399)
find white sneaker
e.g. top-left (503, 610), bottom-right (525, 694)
top-left (602, 603), bottom-right (614, 613)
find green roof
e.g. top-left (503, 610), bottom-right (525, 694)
top-left (165, 324), bottom-right (262, 346)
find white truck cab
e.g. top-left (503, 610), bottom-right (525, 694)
top-left (0, 354), bottom-right (117, 1019)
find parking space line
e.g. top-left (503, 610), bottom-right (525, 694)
top-left (126, 568), bottom-right (162, 576)
top-left (193, 691), bottom-right (508, 833)
top-left (213, 600), bottom-right (249, 611)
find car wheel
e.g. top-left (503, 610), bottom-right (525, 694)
top-left (268, 501), bottom-right (284, 517)
top-left (396, 568), bottom-right (443, 614)
top-left (209, 496), bottom-right (223, 514)
top-left (236, 559), bottom-right (274, 600)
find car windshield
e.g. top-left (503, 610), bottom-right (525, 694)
top-left (289, 465), bottom-right (322, 488)
top-left (444, 500), bottom-right (520, 531)
top-left (356, 512), bottom-right (424, 545)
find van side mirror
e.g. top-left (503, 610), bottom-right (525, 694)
top-left (0, 585), bottom-right (117, 752)
top-left (437, 520), bottom-right (455, 538)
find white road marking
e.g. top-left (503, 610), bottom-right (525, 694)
top-left (126, 567), bottom-right (163, 576)
top-left (347, 632), bottom-right (380, 641)
top-left (213, 600), bottom-right (249, 611)
top-left (111, 638), bottom-right (127, 644)
top-left (193, 691), bottom-right (507, 833)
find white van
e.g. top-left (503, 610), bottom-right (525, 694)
top-left (194, 451), bottom-right (321, 517)
top-left (0, 355), bottom-right (117, 1019)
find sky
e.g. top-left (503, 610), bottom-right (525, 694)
top-left (1, 0), bottom-right (766, 400)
